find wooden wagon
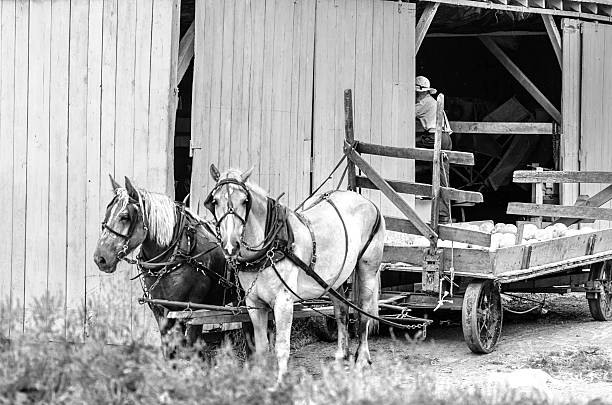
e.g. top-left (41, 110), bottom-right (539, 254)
top-left (165, 89), bottom-right (611, 353)
top-left (343, 88), bottom-right (612, 353)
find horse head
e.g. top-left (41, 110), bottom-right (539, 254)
top-left (93, 175), bottom-right (149, 273)
top-left (205, 164), bottom-right (257, 257)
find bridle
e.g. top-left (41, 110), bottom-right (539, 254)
top-left (101, 191), bottom-right (148, 260)
top-left (204, 178), bottom-right (253, 244)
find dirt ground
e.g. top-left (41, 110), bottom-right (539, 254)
top-left (291, 293), bottom-right (612, 403)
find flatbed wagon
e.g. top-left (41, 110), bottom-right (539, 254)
top-left (167, 90), bottom-right (611, 354)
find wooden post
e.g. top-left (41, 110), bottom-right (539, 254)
top-left (542, 15), bottom-right (562, 68)
top-left (415, 2), bottom-right (439, 53)
top-left (532, 166), bottom-right (544, 226)
top-left (344, 89), bottom-right (357, 191)
top-left (480, 37), bottom-right (561, 123)
top-left (560, 19), bottom-right (581, 207)
top-left (430, 94), bottom-right (444, 242)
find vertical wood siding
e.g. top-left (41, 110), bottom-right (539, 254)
top-left (311, 0), bottom-right (415, 216)
top-left (190, 0), bottom-right (316, 213)
top-left (0, 0), bottom-right (179, 339)
top-left (191, 0), bottom-right (415, 217)
top-left (580, 21), bottom-right (612, 229)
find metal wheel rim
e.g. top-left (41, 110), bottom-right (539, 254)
top-left (476, 283), bottom-right (502, 351)
top-left (598, 264), bottom-right (612, 318)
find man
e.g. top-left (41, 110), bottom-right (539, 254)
top-left (415, 75), bottom-right (452, 223)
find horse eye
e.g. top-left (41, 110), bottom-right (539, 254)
top-left (119, 214), bottom-right (130, 221)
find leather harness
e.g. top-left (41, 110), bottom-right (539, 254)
top-left (207, 182), bottom-right (429, 330)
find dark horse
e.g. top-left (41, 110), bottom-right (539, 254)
top-left (93, 175), bottom-right (233, 356)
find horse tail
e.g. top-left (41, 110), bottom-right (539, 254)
top-left (357, 203), bottom-right (384, 336)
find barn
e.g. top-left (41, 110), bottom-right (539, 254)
top-left (1, 0), bottom-right (611, 339)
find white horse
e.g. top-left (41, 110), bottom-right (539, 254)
top-left (205, 165), bottom-right (386, 382)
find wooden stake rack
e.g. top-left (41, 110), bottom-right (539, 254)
top-left (342, 89), bottom-right (486, 293)
top-left (507, 170), bottom-right (612, 224)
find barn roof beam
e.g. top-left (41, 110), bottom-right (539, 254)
top-left (480, 37), bottom-right (562, 124)
top-left (421, 0), bottom-right (612, 23)
top-left (177, 20), bottom-right (195, 85)
top-left (416, 2), bottom-right (440, 53)
top-left (542, 15), bottom-right (562, 68)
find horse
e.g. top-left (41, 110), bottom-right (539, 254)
top-left (93, 175), bottom-right (233, 356)
top-left (204, 165), bottom-right (386, 382)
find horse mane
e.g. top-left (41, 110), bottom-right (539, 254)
top-left (138, 189), bottom-right (176, 247)
top-left (220, 168), bottom-right (269, 198)
top-left (113, 187), bottom-right (176, 248)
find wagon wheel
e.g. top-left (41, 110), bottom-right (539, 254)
top-left (462, 279), bottom-right (503, 354)
top-left (587, 261), bottom-right (612, 321)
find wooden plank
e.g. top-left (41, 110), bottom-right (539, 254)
top-left (542, 15), bottom-right (562, 67)
top-left (356, 142), bottom-right (475, 165)
top-left (48, 0), bottom-right (71, 332)
top-left (190, 0), bottom-right (211, 214)
top-left (218, 0), bottom-right (235, 171)
top-left (553, 185), bottom-right (612, 225)
top-left (447, 121), bottom-right (554, 134)
top-left (177, 20), bottom-right (195, 84)
top-left (385, 216), bottom-right (420, 235)
top-left (148, 0), bottom-right (180, 194)
top-left (67, 0), bottom-right (89, 315)
top-left (383, 245), bottom-right (494, 275)
top-left (507, 202), bottom-right (612, 220)
top-left (480, 37), bottom-right (561, 123)
top-left (115, 0), bottom-right (138, 333)
top-left (344, 142), bottom-right (436, 240)
top-left (415, 2), bottom-right (439, 53)
top-left (85, 0), bottom-right (104, 326)
top-left (230, 0), bottom-right (245, 171)
top-left (430, 94), bottom-right (444, 232)
top-left (134, 0), bottom-right (153, 186)
top-left (345, 90), bottom-right (357, 190)
top-left (259, 0), bottom-right (276, 192)
top-left (438, 224), bottom-right (492, 246)
top-left (0, 0), bottom-right (16, 336)
top-left (288, 0), bottom-right (301, 207)
top-left (560, 19), bottom-right (581, 206)
top-left (380, 0), bottom-right (395, 214)
top-left (495, 229), bottom-right (612, 276)
top-left (297, 0), bottom-right (316, 201)
top-left (529, 0), bottom-right (546, 7)
top-left (25, 0), bottom-right (52, 330)
top-left (11, 0), bottom-right (29, 335)
top-left (513, 170), bottom-right (612, 183)
top-left (355, 176), bottom-right (483, 203)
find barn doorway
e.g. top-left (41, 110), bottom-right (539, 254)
top-left (417, 5), bottom-right (561, 223)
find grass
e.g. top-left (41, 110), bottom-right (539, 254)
top-left (527, 347), bottom-right (612, 383)
top-left (0, 296), bottom-right (606, 405)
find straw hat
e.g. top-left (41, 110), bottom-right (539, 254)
top-left (415, 76), bottom-right (436, 94)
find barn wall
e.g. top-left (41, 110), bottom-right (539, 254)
top-left (190, 0), bottom-right (415, 217)
top-left (311, 0), bottom-right (415, 216)
top-left (190, 0), bottom-right (316, 213)
top-left (579, 21), bottom-right (612, 229)
top-left (0, 0), bottom-right (179, 339)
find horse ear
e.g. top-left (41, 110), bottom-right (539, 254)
top-left (241, 166), bottom-right (254, 182)
top-left (210, 164), bottom-right (221, 182)
top-left (109, 174), bottom-right (121, 192)
top-left (124, 177), bottom-right (139, 200)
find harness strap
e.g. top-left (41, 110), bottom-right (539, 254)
top-left (281, 248), bottom-right (431, 331)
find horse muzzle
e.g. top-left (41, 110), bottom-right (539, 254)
top-left (93, 251), bottom-right (118, 273)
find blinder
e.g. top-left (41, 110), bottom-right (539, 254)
top-left (204, 178), bottom-right (253, 236)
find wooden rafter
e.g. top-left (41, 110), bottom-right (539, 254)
top-left (416, 2), bottom-right (440, 53)
top-left (480, 37), bottom-right (562, 123)
top-left (177, 20), bottom-right (195, 85)
top-left (542, 15), bottom-right (562, 67)
top-left (421, 0), bottom-right (612, 23)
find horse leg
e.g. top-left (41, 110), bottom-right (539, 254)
top-left (354, 248), bottom-right (382, 368)
top-left (246, 297), bottom-right (270, 355)
top-left (330, 291), bottom-right (350, 361)
top-left (185, 324), bottom-right (202, 347)
top-left (273, 291), bottom-right (294, 383)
